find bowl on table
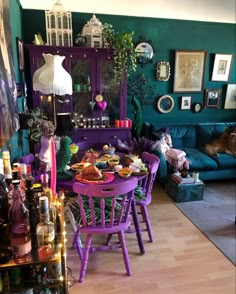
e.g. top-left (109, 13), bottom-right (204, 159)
top-left (118, 167), bottom-right (132, 178)
top-left (103, 145), bottom-right (116, 155)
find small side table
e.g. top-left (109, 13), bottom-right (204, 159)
top-left (165, 176), bottom-right (205, 203)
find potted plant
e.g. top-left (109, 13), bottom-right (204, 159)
top-left (26, 107), bottom-right (55, 144)
top-left (102, 23), bottom-right (137, 83)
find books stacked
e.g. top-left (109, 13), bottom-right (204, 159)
top-left (171, 172), bottom-right (195, 184)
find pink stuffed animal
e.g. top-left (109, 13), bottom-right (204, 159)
top-left (156, 132), bottom-right (190, 172)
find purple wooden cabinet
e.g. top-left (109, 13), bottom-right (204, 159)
top-left (24, 45), bottom-right (127, 120)
top-left (70, 127), bottom-right (131, 151)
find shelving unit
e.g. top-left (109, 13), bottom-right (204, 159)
top-left (0, 193), bottom-right (68, 294)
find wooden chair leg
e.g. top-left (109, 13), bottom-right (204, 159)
top-left (118, 231), bottom-right (131, 276)
top-left (74, 229), bottom-right (83, 261)
top-left (141, 205), bottom-right (153, 242)
top-left (79, 234), bottom-right (93, 283)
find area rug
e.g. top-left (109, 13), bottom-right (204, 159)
top-left (175, 180), bottom-right (236, 264)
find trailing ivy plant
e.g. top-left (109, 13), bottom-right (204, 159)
top-left (102, 23), bottom-right (137, 83)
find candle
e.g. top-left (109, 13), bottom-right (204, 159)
top-left (50, 137), bottom-right (57, 195)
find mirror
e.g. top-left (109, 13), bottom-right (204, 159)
top-left (156, 61), bottom-right (171, 81)
top-left (135, 41), bottom-right (154, 66)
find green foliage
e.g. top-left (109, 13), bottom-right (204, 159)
top-left (102, 23), bottom-right (137, 83)
top-left (27, 107), bottom-right (55, 144)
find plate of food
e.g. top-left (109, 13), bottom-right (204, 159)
top-left (75, 165), bottom-right (115, 184)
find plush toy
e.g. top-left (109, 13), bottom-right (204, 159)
top-left (155, 132), bottom-right (190, 172)
top-left (56, 136), bottom-right (73, 180)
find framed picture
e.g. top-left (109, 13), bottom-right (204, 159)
top-left (173, 50), bottom-right (206, 93)
top-left (157, 95), bottom-right (175, 113)
top-left (181, 96), bottom-right (191, 110)
top-left (16, 37), bottom-right (24, 71)
top-left (156, 61), bottom-right (171, 81)
top-left (211, 54), bottom-right (233, 82)
top-left (224, 84), bottom-right (236, 109)
top-left (204, 89), bottom-right (222, 108)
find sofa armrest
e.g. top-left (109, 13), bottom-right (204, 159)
top-left (153, 148), bottom-right (168, 184)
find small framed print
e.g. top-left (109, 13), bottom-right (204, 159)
top-left (211, 54), bottom-right (233, 82)
top-left (224, 84), bottom-right (236, 109)
top-left (204, 89), bottom-right (222, 108)
top-left (181, 96), bottom-right (191, 110)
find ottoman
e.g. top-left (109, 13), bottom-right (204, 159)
top-left (165, 176), bottom-right (205, 203)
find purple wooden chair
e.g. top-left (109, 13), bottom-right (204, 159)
top-left (135, 151), bottom-right (160, 242)
top-left (73, 177), bottom-right (138, 282)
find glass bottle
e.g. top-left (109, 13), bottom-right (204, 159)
top-left (25, 178), bottom-right (39, 249)
top-left (2, 150), bottom-right (12, 187)
top-left (41, 174), bottom-right (57, 226)
top-left (37, 196), bottom-right (55, 260)
top-left (0, 174), bottom-right (9, 224)
top-left (8, 180), bottom-right (32, 263)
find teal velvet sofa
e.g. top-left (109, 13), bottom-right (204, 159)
top-left (143, 122), bottom-right (236, 184)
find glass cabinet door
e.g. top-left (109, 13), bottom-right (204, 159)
top-left (100, 59), bottom-right (120, 124)
top-left (71, 58), bottom-right (92, 116)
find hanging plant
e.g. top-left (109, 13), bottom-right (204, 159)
top-left (102, 23), bottom-right (137, 83)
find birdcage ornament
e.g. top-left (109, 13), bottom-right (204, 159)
top-left (45, 0), bottom-right (73, 47)
top-left (81, 14), bottom-right (103, 48)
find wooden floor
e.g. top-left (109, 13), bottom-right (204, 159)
top-left (66, 183), bottom-right (235, 294)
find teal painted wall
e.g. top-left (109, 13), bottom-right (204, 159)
top-left (3, 0), bottom-right (29, 161)
top-left (22, 10), bottom-right (236, 125)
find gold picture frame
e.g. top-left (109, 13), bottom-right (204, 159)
top-left (173, 50), bottom-right (206, 93)
top-left (211, 54), bottom-right (233, 82)
top-left (204, 89), bottom-right (222, 109)
top-left (156, 61), bottom-right (170, 81)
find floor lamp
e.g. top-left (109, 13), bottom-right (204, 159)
top-left (32, 53), bottom-right (72, 193)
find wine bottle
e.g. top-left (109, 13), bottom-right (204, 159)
top-left (25, 178), bottom-right (39, 249)
top-left (0, 174), bottom-right (9, 224)
top-left (8, 180), bottom-right (32, 263)
top-left (36, 196), bottom-right (55, 260)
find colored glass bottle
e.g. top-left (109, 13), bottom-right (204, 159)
top-left (8, 180), bottom-right (32, 263)
top-left (36, 196), bottom-right (55, 260)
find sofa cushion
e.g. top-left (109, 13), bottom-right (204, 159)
top-left (169, 125), bottom-right (197, 149)
top-left (211, 153), bottom-right (236, 169)
top-left (183, 148), bottom-right (218, 171)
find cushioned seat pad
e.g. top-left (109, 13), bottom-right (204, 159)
top-left (211, 153), bottom-right (236, 169)
top-left (183, 148), bottom-right (218, 171)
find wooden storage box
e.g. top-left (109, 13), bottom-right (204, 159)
top-left (165, 177), bottom-right (204, 203)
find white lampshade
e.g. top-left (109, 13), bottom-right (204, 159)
top-left (33, 53), bottom-right (72, 95)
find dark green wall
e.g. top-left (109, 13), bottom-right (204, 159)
top-left (22, 10), bottom-right (236, 125)
top-left (5, 0), bottom-right (29, 161)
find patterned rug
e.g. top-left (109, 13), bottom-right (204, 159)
top-left (175, 180), bottom-right (236, 264)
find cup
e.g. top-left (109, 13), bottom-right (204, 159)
top-left (120, 120), bottom-right (125, 128)
top-left (115, 120), bottom-right (120, 127)
top-left (192, 171), bottom-right (199, 182)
